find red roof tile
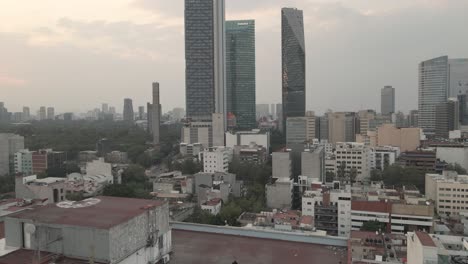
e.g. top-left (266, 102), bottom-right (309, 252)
top-left (415, 231), bottom-right (436, 247)
top-left (300, 216), bottom-right (313, 225)
top-left (0, 249), bottom-right (106, 264)
top-left (351, 201), bottom-right (391, 213)
top-left (8, 196), bottom-right (165, 229)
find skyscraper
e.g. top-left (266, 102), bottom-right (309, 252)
top-left (138, 106), bottom-right (145, 120)
top-left (47, 107), bottom-right (55, 120)
top-left (418, 56), bottom-right (468, 133)
top-left (102, 103), bottom-right (109, 114)
top-left (38, 106), bottom-right (46, 121)
top-left (123, 98), bottom-right (134, 122)
top-left (225, 20), bottom-right (256, 130)
top-left (185, 0), bottom-right (226, 122)
top-left (435, 98), bottom-right (459, 139)
top-left (458, 92), bottom-right (468, 126)
top-left (381, 86), bottom-right (395, 115)
top-left (282, 7), bottom-right (306, 131)
top-left (22, 107), bottom-right (30, 121)
top-left (152, 82), bottom-right (161, 146)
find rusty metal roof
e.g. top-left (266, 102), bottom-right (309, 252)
top-left (0, 249), bottom-right (106, 264)
top-left (8, 196), bottom-right (165, 229)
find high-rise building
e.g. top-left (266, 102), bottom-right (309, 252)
top-left (435, 98), bottom-right (459, 139)
top-left (328, 112), bottom-right (357, 144)
top-left (0, 133), bottom-right (24, 176)
top-left (47, 107), bottom-right (55, 120)
top-left (138, 106), bottom-right (145, 120)
top-left (256, 104), bottom-right (270, 119)
top-left (102, 103), bottom-right (109, 114)
top-left (38, 106), bottom-right (46, 121)
top-left (458, 92), bottom-right (468, 126)
top-left (381, 86), bottom-right (395, 115)
top-left (225, 20), bottom-right (256, 130)
top-left (316, 115), bottom-right (329, 141)
top-left (185, 0), bottom-right (226, 122)
top-left (147, 103), bottom-right (153, 134)
top-left (286, 115), bottom-right (315, 146)
top-left (409, 110), bottom-right (419, 127)
top-left (270, 104), bottom-right (276, 118)
top-left (123, 98), bottom-right (134, 122)
top-left (358, 110), bottom-right (376, 136)
top-left (282, 7), bottom-right (306, 131)
top-left (152, 82), bottom-right (161, 145)
top-left (419, 56), bottom-right (468, 133)
top-left (22, 107), bottom-right (30, 121)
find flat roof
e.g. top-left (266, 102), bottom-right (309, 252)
top-left (0, 249), bottom-right (106, 264)
top-left (8, 196), bottom-right (165, 229)
top-left (172, 230), bottom-right (347, 264)
top-left (352, 201), bottom-right (390, 213)
top-left (416, 231), bottom-right (436, 247)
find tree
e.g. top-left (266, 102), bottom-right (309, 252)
top-left (370, 169), bottom-right (382, 181)
top-left (325, 171), bottom-right (335, 183)
top-left (361, 220), bottom-right (386, 232)
top-left (349, 168), bottom-right (358, 184)
top-left (0, 175), bottom-right (15, 194)
top-left (337, 161), bottom-right (346, 183)
top-left (66, 192), bottom-right (84, 201)
top-left (122, 165), bottom-right (147, 184)
top-left (381, 165), bottom-right (425, 193)
top-left (446, 163), bottom-right (467, 175)
top-left (174, 159), bottom-right (202, 175)
top-left (103, 184), bottom-right (136, 198)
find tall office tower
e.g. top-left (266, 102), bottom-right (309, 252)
top-left (448, 59), bottom-right (468, 98)
top-left (38, 106), bottom-right (46, 121)
top-left (109, 107), bottom-right (116, 115)
top-left (147, 103), bottom-right (153, 134)
top-left (226, 20), bottom-right (256, 130)
top-left (123, 98), bottom-right (134, 122)
top-left (419, 56), bottom-right (468, 133)
top-left (138, 106), bottom-right (145, 120)
top-left (315, 115), bottom-right (329, 141)
top-left (22, 107), bottom-right (30, 121)
top-left (0, 102), bottom-right (8, 122)
top-left (458, 92), bottom-right (468, 126)
top-left (270, 104), bottom-right (276, 118)
top-left (47, 107), bottom-right (55, 120)
top-left (381, 86), bottom-right (395, 115)
top-left (276, 103), bottom-right (283, 132)
top-left (358, 110), bottom-right (376, 136)
top-left (435, 99), bottom-right (459, 139)
top-left (152, 83), bottom-right (161, 145)
top-left (102, 103), bottom-right (109, 114)
top-left (185, 0), bottom-right (226, 124)
top-left (286, 113), bottom-right (315, 146)
top-left (409, 110), bottom-right (419, 127)
top-left (282, 7), bottom-right (306, 132)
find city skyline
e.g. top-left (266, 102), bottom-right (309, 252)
top-left (1, 0), bottom-right (468, 114)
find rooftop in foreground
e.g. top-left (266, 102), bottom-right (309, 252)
top-left (0, 249), bottom-right (106, 264)
top-left (172, 230), bottom-right (347, 264)
top-left (8, 196), bottom-right (165, 229)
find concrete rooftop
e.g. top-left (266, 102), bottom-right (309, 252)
top-left (172, 230), bottom-right (347, 264)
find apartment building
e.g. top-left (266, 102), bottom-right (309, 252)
top-left (425, 171), bottom-right (468, 216)
top-left (369, 146), bottom-right (399, 171)
top-left (335, 142), bottom-right (371, 182)
top-left (201, 147), bottom-right (231, 173)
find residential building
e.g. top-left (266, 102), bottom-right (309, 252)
top-left (272, 151), bottom-right (292, 179)
top-left (194, 172), bottom-right (242, 205)
top-left (335, 142), bottom-right (371, 182)
top-left (225, 129), bottom-right (270, 150)
top-left (407, 232), bottom-right (468, 264)
top-left (399, 150), bottom-right (441, 171)
top-left (1, 196), bottom-right (171, 264)
top-left (282, 7), bottom-right (306, 132)
top-left (435, 98), bottom-right (459, 139)
top-left (376, 124), bottom-right (421, 152)
top-left (152, 82), bottom-right (161, 145)
top-left (185, 0), bottom-right (226, 124)
top-left (350, 231), bottom-right (407, 264)
top-left (225, 20), bottom-right (256, 130)
top-left (425, 171), bottom-right (468, 216)
top-left (31, 149), bottom-right (67, 174)
top-left (233, 143), bottom-right (267, 164)
top-left (201, 198), bottom-right (222, 215)
top-left (301, 146), bottom-right (325, 182)
top-left (266, 177), bottom-right (293, 209)
top-left (0, 134), bottom-right (24, 176)
top-left (123, 98), bottom-right (134, 122)
top-left (13, 150), bottom-right (33, 175)
top-left (381, 86), bottom-right (395, 115)
top-left (181, 113), bottom-right (225, 148)
top-left (180, 143), bottom-right (204, 157)
top-left (201, 147), bottom-right (230, 173)
top-left (369, 146), bottom-right (399, 171)
top-left (302, 187), bottom-right (352, 237)
top-left (15, 175), bottom-right (67, 204)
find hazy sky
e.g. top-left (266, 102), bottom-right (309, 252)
top-left (1, 0), bottom-right (468, 115)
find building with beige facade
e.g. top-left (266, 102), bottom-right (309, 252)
top-left (328, 112), bottom-right (357, 144)
top-left (377, 124), bottom-right (421, 152)
top-left (335, 142), bottom-right (371, 182)
top-left (425, 171), bottom-right (468, 216)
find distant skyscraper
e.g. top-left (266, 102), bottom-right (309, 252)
top-left (418, 56), bottom-right (468, 133)
top-left (435, 99), bottom-right (459, 139)
top-left (458, 92), bottom-right (468, 126)
top-left (328, 112), bottom-right (357, 144)
top-left (109, 107), bottom-right (116, 115)
top-left (147, 103), bottom-right (153, 134)
top-left (152, 83), bottom-right (161, 145)
top-left (381, 86), bottom-right (395, 115)
top-left (316, 115), bottom-right (329, 141)
top-left (138, 106), bottom-right (145, 120)
top-left (185, 0), bottom-right (226, 122)
top-left (47, 107), bottom-right (55, 120)
top-left (225, 20), bottom-right (256, 130)
top-left (409, 110), bottom-right (419, 127)
top-left (22, 107), bottom-right (30, 121)
top-left (270, 104), bottom-right (276, 118)
top-left (256, 104), bottom-right (270, 119)
top-left (282, 7), bottom-right (306, 131)
top-left (123, 98), bottom-right (134, 122)
top-left (38, 106), bottom-right (46, 121)
top-left (102, 103), bottom-right (109, 114)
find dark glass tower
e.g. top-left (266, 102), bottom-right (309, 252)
top-left (185, 0), bottom-right (225, 121)
top-left (123, 98), bottom-right (134, 122)
top-left (226, 20), bottom-right (256, 130)
top-left (282, 8), bottom-right (306, 131)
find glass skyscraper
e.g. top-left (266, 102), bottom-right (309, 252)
top-left (184, 0), bottom-right (225, 121)
top-left (226, 20), bottom-right (256, 130)
top-left (381, 86), bottom-right (395, 115)
top-left (282, 8), bottom-right (306, 130)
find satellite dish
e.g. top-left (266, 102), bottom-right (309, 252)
top-left (25, 223), bottom-right (36, 234)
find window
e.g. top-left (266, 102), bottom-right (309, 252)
top-left (158, 235), bottom-right (164, 249)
